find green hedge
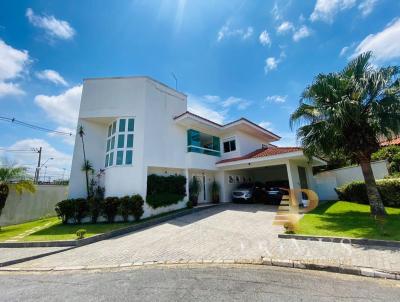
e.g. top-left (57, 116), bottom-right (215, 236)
top-left (336, 178), bottom-right (400, 207)
top-left (146, 174), bottom-right (186, 208)
top-left (55, 194), bottom-right (144, 224)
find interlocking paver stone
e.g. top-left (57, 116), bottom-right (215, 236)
top-left (6, 203), bottom-right (400, 274)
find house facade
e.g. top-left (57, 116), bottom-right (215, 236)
top-left (69, 76), bottom-right (325, 217)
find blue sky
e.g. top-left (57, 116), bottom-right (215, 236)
top-left (1, 0), bottom-right (400, 179)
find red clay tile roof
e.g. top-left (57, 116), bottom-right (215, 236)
top-left (381, 137), bottom-right (400, 146)
top-left (216, 147), bottom-right (303, 164)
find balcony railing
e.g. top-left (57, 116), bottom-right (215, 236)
top-left (187, 145), bottom-right (220, 156)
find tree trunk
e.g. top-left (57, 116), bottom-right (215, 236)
top-left (359, 160), bottom-right (387, 218)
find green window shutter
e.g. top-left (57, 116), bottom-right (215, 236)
top-left (213, 136), bottom-right (220, 151)
top-left (187, 129), bottom-right (200, 147)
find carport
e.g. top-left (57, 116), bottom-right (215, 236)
top-left (215, 147), bottom-right (326, 203)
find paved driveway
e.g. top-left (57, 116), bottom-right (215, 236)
top-left (7, 203), bottom-right (400, 272)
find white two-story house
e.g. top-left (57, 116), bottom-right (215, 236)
top-left (69, 76), bottom-right (325, 217)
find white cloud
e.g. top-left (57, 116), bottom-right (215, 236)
top-left (293, 25), bottom-right (311, 42)
top-left (187, 94), bottom-right (227, 124)
top-left (276, 21), bottom-right (294, 34)
top-left (358, 0), bottom-right (378, 17)
top-left (0, 40), bottom-right (29, 98)
top-left (352, 18), bottom-right (400, 63)
top-left (264, 52), bottom-right (286, 74)
top-left (2, 139), bottom-right (72, 179)
top-left (340, 46), bottom-right (350, 57)
top-left (36, 69), bottom-right (68, 86)
top-left (221, 96), bottom-right (251, 110)
top-left (310, 0), bottom-right (356, 23)
top-left (265, 57), bottom-right (278, 73)
top-left (0, 82), bottom-right (24, 97)
top-left (259, 30), bottom-right (271, 46)
top-left (266, 95), bottom-right (287, 103)
top-left (273, 131), bottom-right (299, 147)
top-left (34, 85), bottom-right (82, 131)
top-left (26, 8), bottom-right (75, 40)
top-left (258, 121), bottom-right (272, 130)
top-left (271, 3), bottom-right (281, 21)
top-left (217, 23), bottom-right (254, 42)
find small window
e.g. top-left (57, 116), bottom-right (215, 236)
top-left (119, 119), bottom-right (126, 132)
top-left (105, 154), bottom-right (109, 167)
top-left (127, 134), bottom-right (134, 148)
top-left (128, 119), bottom-right (134, 132)
top-left (109, 152), bottom-right (114, 166)
top-left (125, 150), bottom-right (133, 164)
top-left (116, 151), bottom-right (124, 165)
top-left (223, 139), bottom-right (236, 153)
top-left (112, 121), bottom-right (117, 134)
top-left (118, 134), bottom-right (125, 148)
top-left (111, 136), bottom-right (115, 149)
top-left (108, 125), bottom-right (112, 137)
top-left (106, 139), bottom-right (110, 152)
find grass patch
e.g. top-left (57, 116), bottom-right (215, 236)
top-left (0, 217), bottom-right (59, 242)
top-left (0, 207), bottom-right (192, 242)
top-left (296, 201), bottom-right (400, 241)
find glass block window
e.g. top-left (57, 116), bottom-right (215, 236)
top-left (105, 117), bottom-right (135, 167)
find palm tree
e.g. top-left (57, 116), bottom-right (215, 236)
top-left (0, 166), bottom-right (36, 229)
top-left (78, 125), bottom-right (90, 198)
top-left (290, 52), bottom-right (400, 218)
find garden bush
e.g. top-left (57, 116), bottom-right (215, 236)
top-left (73, 198), bottom-right (89, 224)
top-left (146, 174), bottom-right (186, 208)
top-left (119, 195), bottom-right (133, 222)
top-left (55, 199), bottom-right (75, 224)
top-left (131, 194), bottom-right (144, 221)
top-left (336, 178), bottom-right (400, 207)
top-left (76, 229), bottom-right (87, 240)
top-left (372, 146), bottom-right (400, 173)
top-left (102, 196), bottom-right (120, 223)
top-left (88, 197), bottom-right (104, 223)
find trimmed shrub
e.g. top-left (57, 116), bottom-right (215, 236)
top-left (55, 199), bottom-right (75, 224)
top-left (88, 197), bottom-right (104, 223)
top-left (102, 197), bottom-right (120, 223)
top-left (76, 229), bottom-right (87, 240)
top-left (336, 178), bottom-right (400, 207)
top-left (119, 195), bottom-right (133, 222)
top-left (131, 194), bottom-right (144, 221)
top-left (146, 174), bottom-right (186, 208)
top-left (73, 198), bottom-right (89, 224)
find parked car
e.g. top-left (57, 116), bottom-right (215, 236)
top-left (265, 187), bottom-right (286, 205)
top-left (232, 183), bottom-right (255, 203)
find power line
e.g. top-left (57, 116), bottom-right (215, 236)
top-left (0, 116), bottom-right (74, 136)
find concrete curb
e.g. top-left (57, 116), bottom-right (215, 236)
top-left (278, 233), bottom-right (400, 248)
top-left (1, 258), bottom-right (399, 280)
top-left (0, 204), bottom-right (218, 248)
top-left (0, 247), bottom-right (75, 268)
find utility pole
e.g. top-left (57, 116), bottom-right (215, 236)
top-left (34, 147), bottom-right (42, 184)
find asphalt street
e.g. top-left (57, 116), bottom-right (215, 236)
top-left (0, 265), bottom-right (399, 301)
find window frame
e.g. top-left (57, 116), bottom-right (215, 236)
top-left (105, 117), bottom-right (135, 168)
top-left (222, 137), bottom-right (237, 153)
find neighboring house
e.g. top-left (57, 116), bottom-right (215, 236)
top-left (380, 137), bottom-right (400, 146)
top-left (69, 76), bottom-right (325, 217)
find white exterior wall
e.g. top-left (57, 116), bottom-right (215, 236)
top-left (236, 131), bottom-right (269, 156)
top-left (314, 160), bottom-right (389, 201)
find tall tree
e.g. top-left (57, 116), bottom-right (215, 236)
top-left (0, 165), bottom-right (36, 230)
top-left (78, 125), bottom-right (90, 198)
top-left (290, 52), bottom-right (400, 218)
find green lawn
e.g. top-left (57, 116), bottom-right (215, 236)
top-left (0, 207), bottom-right (191, 242)
top-left (296, 201), bottom-right (400, 241)
top-left (0, 217), bottom-right (59, 242)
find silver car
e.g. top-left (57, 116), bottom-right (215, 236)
top-left (232, 184), bottom-right (254, 203)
